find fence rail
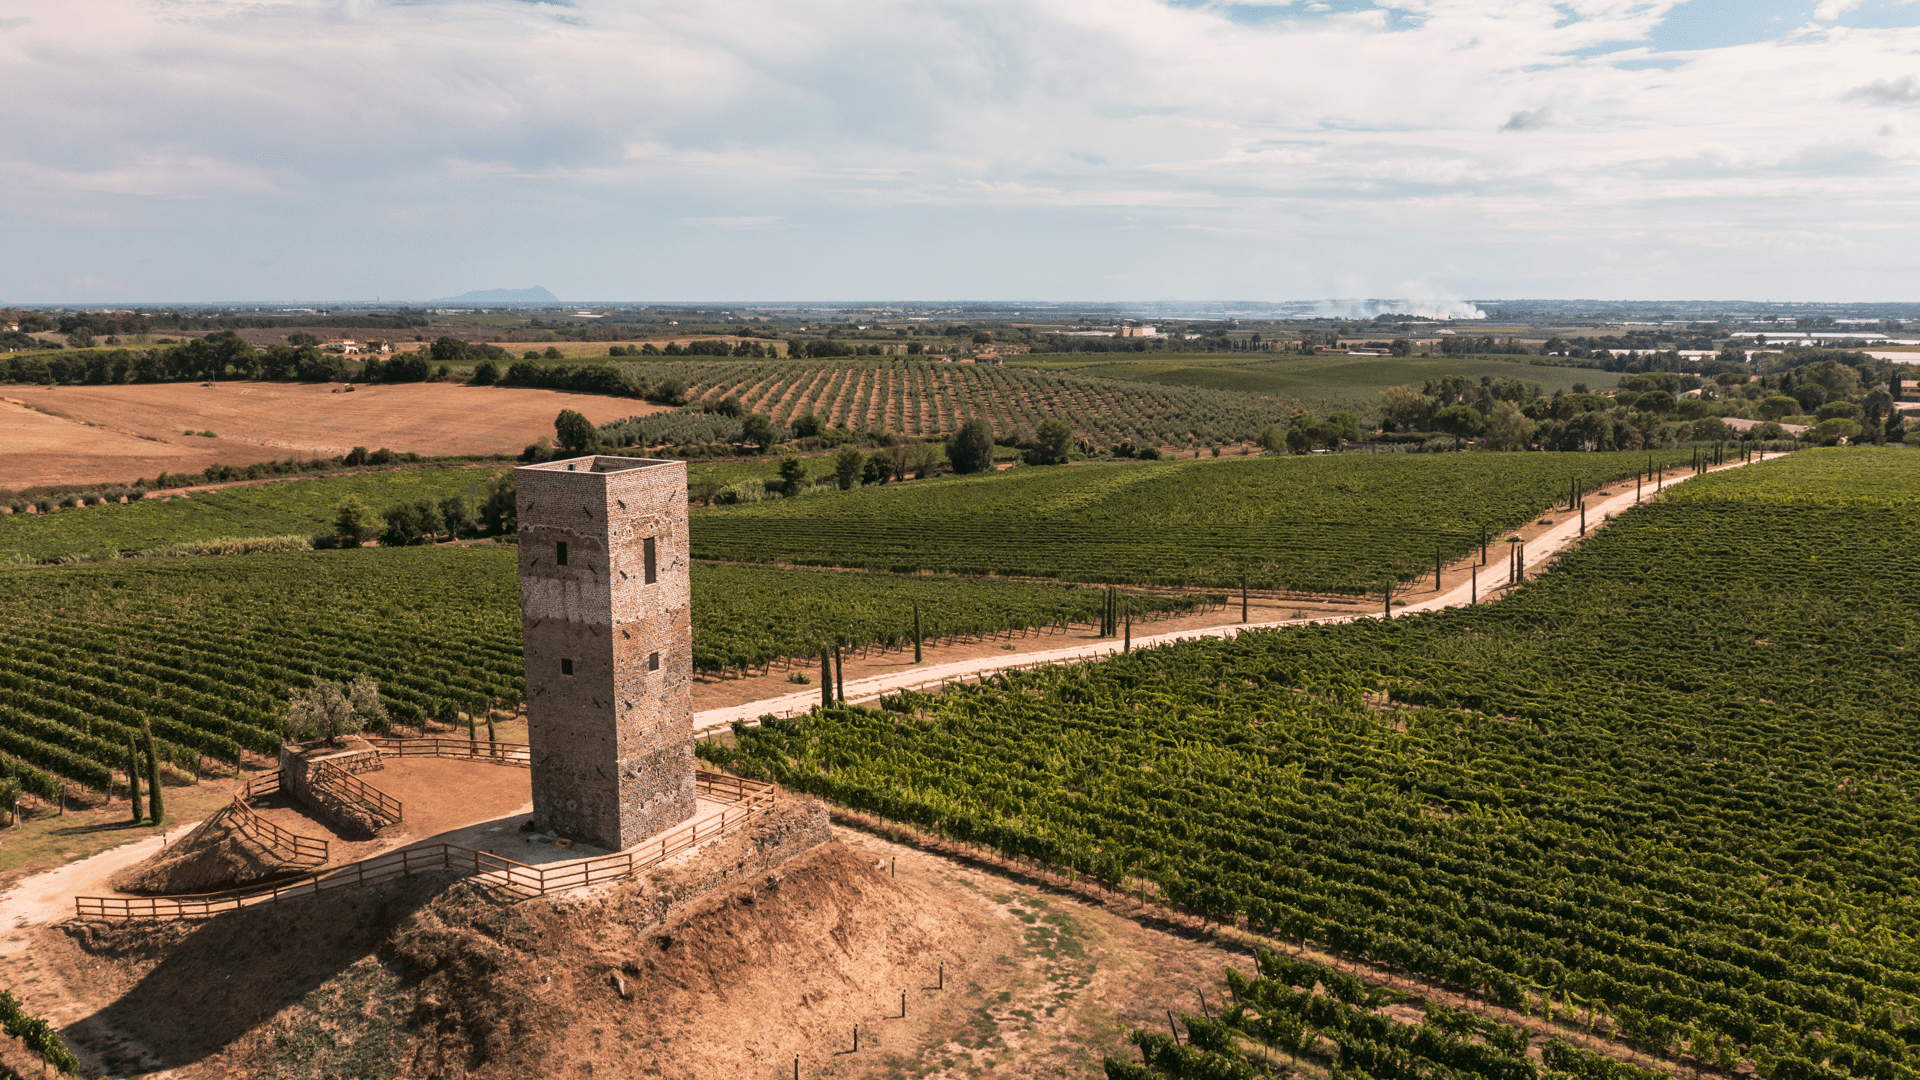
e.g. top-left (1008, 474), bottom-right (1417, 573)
top-left (311, 759), bottom-right (403, 825)
top-left (228, 793), bottom-right (329, 865)
top-left (366, 736), bottom-right (531, 767)
top-left (75, 771), bottom-right (779, 922)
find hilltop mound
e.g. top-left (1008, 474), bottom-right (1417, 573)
top-left (107, 803), bottom-right (308, 897)
top-left (390, 802), bottom-right (965, 1079)
top-left (54, 797), bottom-right (975, 1079)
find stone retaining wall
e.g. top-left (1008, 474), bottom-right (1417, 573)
top-left (278, 741), bottom-right (387, 840)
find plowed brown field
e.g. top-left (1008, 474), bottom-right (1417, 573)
top-left (0, 382), bottom-right (662, 491)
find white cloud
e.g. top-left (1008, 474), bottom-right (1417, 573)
top-left (0, 0), bottom-right (1917, 301)
top-left (1500, 108), bottom-right (1555, 132)
top-left (1846, 75), bottom-right (1920, 104)
top-left (1814, 0), bottom-right (1863, 19)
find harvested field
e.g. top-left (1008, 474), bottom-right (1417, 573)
top-left (0, 382), bottom-right (659, 490)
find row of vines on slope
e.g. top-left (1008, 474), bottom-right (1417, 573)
top-left (1106, 950), bottom-right (1662, 1080)
top-left (705, 448), bottom-right (1920, 1080)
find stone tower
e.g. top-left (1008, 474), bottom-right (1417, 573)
top-left (515, 455), bottom-right (695, 851)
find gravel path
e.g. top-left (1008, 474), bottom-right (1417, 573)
top-left (692, 454), bottom-right (1762, 733)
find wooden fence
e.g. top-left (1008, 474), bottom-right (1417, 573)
top-left (228, 774), bottom-right (329, 865)
top-left (311, 759), bottom-right (403, 825)
top-left (74, 770), bottom-right (779, 922)
top-left (366, 736), bottom-right (531, 766)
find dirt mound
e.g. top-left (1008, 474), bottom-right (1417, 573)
top-left (107, 803), bottom-right (309, 896)
top-left (47, 798), bottom-right (973, 1078)
top-left (388, 833), bottom-right (967, 1079)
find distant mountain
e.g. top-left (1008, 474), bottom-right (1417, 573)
top-left (427, 286), bottom-right (559, 305)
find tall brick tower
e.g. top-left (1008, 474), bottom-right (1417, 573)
top-left (515, 455), bottom-right (695, 851)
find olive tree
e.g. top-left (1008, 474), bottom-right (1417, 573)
top-left (282, 677), bottom-right (389, 746)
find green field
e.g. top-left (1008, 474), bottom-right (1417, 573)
top-left (1014, 353), bottom-right (1615, 416)
top-left (690, 452), bottom-right (1693, 590)
top-left (707, 446), bottom-right (1920, 1080)
top-left (0, 548), bottom-right (1202, 799)
top-left (0, 467), bottom-right (506, 563)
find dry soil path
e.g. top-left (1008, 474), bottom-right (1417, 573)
top-left (691, 453), bottom-right (1763, 733)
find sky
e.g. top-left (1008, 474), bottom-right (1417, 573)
top-left (3, 0), bottom-right (1919, 305)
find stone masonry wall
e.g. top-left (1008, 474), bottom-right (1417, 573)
top-left (278, 742), bottom-right (385, 840)
top-left (517, 455), bottom-right (695, 851)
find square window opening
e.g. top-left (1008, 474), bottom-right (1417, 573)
top-left (556, 541), bottom-right (569, 567)
top-left (643, 537), bottom-right (657, 584)
top-left (561, 658), bottom-right (574, 677)
top-left (648, 651), bottom-right (660, 672)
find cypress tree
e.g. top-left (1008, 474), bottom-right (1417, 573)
top-left (820, 648), bottom-right (833, 708)
top-left (913, 602), bottom-right (923, 663)
top-left (127, 740), bottom-right (142, 824)
top-left (142, 717), bottom-right (163, 823)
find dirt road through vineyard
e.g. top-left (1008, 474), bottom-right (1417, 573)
top-left (693, 453), bottom-right (1765, 733)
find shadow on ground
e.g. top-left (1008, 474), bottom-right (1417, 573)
top-left (59, 871), bottom-right (455, 1075)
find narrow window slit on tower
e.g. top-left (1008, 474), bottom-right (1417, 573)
top-left (648, 652), bottom-right (660, 672)
top-left (556, 541), bottom-right (569, 566)
top-left (561, 658), bottom-right (574, 676)
top-left (643, 537), bottom-right (658, 584)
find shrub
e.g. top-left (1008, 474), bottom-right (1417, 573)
top-left (334, 497), bottom-right (382, 547)
top-left (945, 417), bottom-right (994, 474)
top-left (833, 446), bottom-right (865, 490)
top-left (555, 409), bottom-right (601, 455)
top-left (471, 359), bottom-right (498, 386)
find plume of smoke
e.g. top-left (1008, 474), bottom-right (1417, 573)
top-left (1311, 298), bottom-right (1487, 321)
